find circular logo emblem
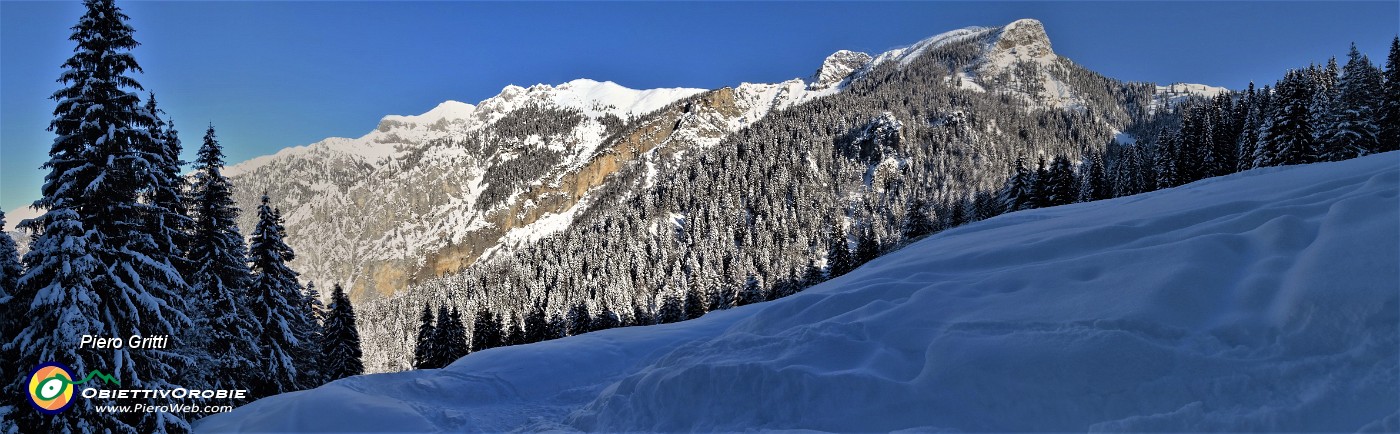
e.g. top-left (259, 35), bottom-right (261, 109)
top-left (28, 362), bottom-right (76, 414)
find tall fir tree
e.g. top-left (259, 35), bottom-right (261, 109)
top-left (319, 284), bottom-right (363, 382)
top-left (1328, 43), bottom-right (1385, 159)
top-left (1258, 70), bottom-right (1315, 166)
top-left (1310, 59), bottom-right (1342, 159)
top-left (247, 193), bottom-right (308, 398)
top-left (297, 282), bottom-right (327, 389)
top-left (657, 293), bottom-right (684, 324)
top-left (682, 286), bottom-right (707, 320)
top-left (737, 273), bottom-right (765, 306)
top-left (504, 312), bottom-right (526, 346)
top-left (1153, 129), bottom-right (1180, 188)
top-left (6, 208), bottom-right (109, 433)
top-left (800, 257), bottom-right (826, 288)
top-left (1078, 151), bottom-right (1110, 202)
top-left (854, 225), bottom-right (880, 265)
top-left (1237, 82), bottom-right (1262, 172)
top-left (413, 304), bottom-right (436, 369)
top-left (628, 302), bottom-right (654, 327)
top-left (825, 226), bottom-right (853, 278)
top-left (141, 93), bottom-right (193, 281)
top-left (442, 306), bottom-right (471, 365)
top-left (1379, 37), bottom-right (1400, 152)
top-left (523, 303), bottom-right (551, 343)
top-left (470, 307), bottom-right (503, 351)
top-left (593, 303), bottom-right (621, 332)
top-left (566, 301), bottom-right (593, 336)
top-left (998, 156), bottom-right (1034, 213)
top-left (6, 1), bottom-right (196, 431)
top-left (1029, 156), bottom-right (1052, 208)
top-left (0, 212), bottom-right (21, 368)
top-left (1045, 155), bottom-right (1078, 206)
top-left (901, 198), bottom-right (936, 240)
top-left (187, 125), bottom-right (261, 396)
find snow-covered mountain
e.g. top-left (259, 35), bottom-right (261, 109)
top-left (221, 18), bottom-right (1187, 303)
top-left (224, 69), bottom-right (864, 301)
top-left (195, 151), bottom-right (1398, 433)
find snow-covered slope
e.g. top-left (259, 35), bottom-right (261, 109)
top-left (1153, 82), bottom-right (1233, 112)
top-left (197, 153), bottom-right (1399, 432)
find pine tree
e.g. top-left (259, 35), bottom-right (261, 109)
top-left (901, 198), bottom-right (936, 240)
top-left (1078, 151), bottom-right (1110, 202)
top-left (683, 286), bottom-right (707, 320)
top-left (629, 302), bottom-right (654, 327)
top-left (297, 282), bottom-right (328, 388)
top-left (504, 312), bottom-right (526, 346)
top-left (825, 226), bottom-right (853, 278)
top-left (998, 156), bottom-right (1035, 212)
top-left (0, 212), bottom-right (23, 369)
top-left (1329, 43), bottom-right (1385, 159)
top-left (799, 258), bottom-right (825, 288)
top-left (566, 301), bottom-right (593, 336)
top-left (1045, 155), bottom-right (1078, 206)
top-left (1154, 129), bottom-right (1180, 188)
top-left (547, 311), bottom-right (567, 339)
top-left (524, 303), bottom-right (551, 343)
top-left (413, 305), bottom-right (436, 369)
top-left (470, 307), bottom-right (503, 351)
top-left (319, 284), bottom-right (363, 382)
top-left (247, 193), bottom-right (308, 398)
top-left (1259, 70), bottom-right (1315, 166)
top-left (1030, 156), bottom-right (1051, 208)
top-left (5, 209), bottom-right (108, 433)
top-left (737, 273), bottom-right (765, 306)
top-left (1380, 36), bottom-right (1400, 152)
top-left (707, 281), bottom-right (735, 312)
top-left (441, 306), bottom-right (470, 363)
top-left (593, 303), bottom-right (621, 331)
top-left (187, 124), bottom-right (261, 395)
top-left (142, 93), bottom-right (194, 281)
top-left (770, 270), bottom-right (801, 300)
top-left (854, 225), bottom-right (880, 265)
top-left (7, 1), bottom-right (196, 431)
top-left (1237, 82), bottom-right (1262, 172)
top-left (1311, 59), bottom-right (1342, 160)
top-left (658, 294), bottom-right (684, 323)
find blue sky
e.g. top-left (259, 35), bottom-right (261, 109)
top-left (2, 1), bottom-right (1396, 213)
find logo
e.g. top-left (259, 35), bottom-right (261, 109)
top-left (27, 362), bottom-right (119, 414)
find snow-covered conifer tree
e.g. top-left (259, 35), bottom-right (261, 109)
top-left (7, 1), bottom-right (195, 430)
top-left (188, 125), bottom-right (261, 396)
top-left (413, 305), bottom-right (436, 369)
top-left (247, 193), bottom-right (308, 398)
top-left (319, 284), bottom-right (362, 381)
top-left (1328, 43), bottom-right (1385, 159)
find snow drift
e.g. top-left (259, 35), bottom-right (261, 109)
top-left (196, 153), bottom-right (1400, 432)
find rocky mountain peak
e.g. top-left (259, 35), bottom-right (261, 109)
top-left (810, 50), bottom-right (873, 90)
top-left (991, 18), bottom-right (1054, 63)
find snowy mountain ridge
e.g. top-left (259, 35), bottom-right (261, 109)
top-left (197, 151), bottom-right (1399, 433)
top-left (220, 65), bottom-right (850, 301)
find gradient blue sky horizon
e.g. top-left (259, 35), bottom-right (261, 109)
top-left (2, 1), bottom-right (1396, 213)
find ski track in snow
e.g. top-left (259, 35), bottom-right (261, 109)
top-left (196, 152), bottom-right (1400, 433)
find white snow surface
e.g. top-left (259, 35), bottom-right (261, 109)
top-left (197, 153), bottom-right (1400, 433)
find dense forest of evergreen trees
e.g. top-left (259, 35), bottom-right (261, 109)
top-left (0, 2), bottom-right (360, 432)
